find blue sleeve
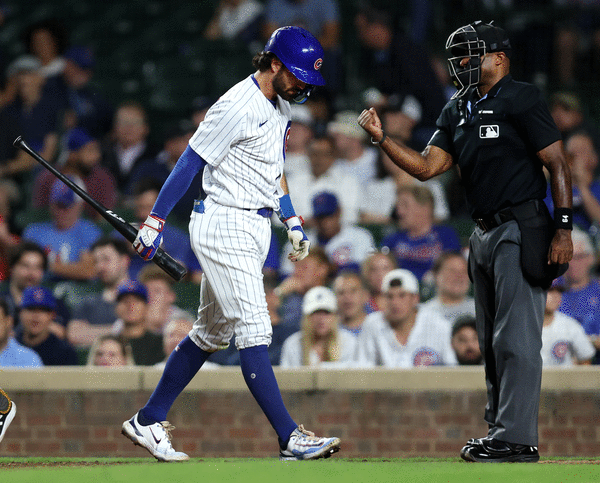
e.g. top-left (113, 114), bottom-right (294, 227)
top-left (152, 145), bottom-right (206, 220)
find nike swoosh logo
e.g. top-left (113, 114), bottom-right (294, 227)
top-left (149, 426), bottom-right (161, 444)
top-left (259, 120), bottom-right (268, 127)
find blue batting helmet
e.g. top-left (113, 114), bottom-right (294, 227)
top-left (264, 26), bottom-right (325, 87)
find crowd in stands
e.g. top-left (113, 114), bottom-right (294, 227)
top-left (2, 1), bottom-right (600, 369)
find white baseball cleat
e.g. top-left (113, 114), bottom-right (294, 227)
top-left (121, 412), bottom-right (189, 462)
top-left (0, 401), bottom-right (16, 444)
top-left (279, 424), bottom-right (341, 461)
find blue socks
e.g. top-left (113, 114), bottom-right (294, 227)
top-left (138, 340), bottom-right (297, 448)
top-left (239, 344), bottom-right (297, 446)
top-left (138, 335), bottom-right (210, 425)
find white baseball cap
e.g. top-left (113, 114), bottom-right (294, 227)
top-left (302, 286), bottom-right (337, 316)
top-left (381, 269), bottom-right (419, 294)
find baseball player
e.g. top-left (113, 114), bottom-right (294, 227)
top-left (359, 21), bottom-right (573, 462)
top-left (121, 26), bottom-right (340, 462)
top-left (0, 388), bottom-right (16, 444)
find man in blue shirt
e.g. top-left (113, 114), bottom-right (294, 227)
top-left (15, 286), bottom-right (78, 366)
top-left (0, 297), bottom-right (43, 367)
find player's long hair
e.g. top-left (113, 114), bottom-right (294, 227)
top-left (300, 311), bottom-right (342, 365)
top-left (252, 51), bottom-right (277, 72)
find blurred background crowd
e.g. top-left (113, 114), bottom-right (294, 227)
top-left (1, 0), bottom-right (600, 370)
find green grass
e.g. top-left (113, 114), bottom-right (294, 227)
top-left (1, 457), bottom-right (599, 483)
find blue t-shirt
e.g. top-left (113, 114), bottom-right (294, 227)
top-left (0, 338), bottom-right (44, 368)
top-left (558, 278), bottom-right (600, 336)
top-left (381, 225), bottom-right (462, 280)
top-left (23, 220), bottom-right (102, 265)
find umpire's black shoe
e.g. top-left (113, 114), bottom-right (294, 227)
top-left (461, 437), bottom-right (539, 463)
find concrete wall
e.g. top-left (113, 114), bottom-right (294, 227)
top-left (1, 367), bottom-right (599, 458)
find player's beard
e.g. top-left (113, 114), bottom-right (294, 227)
top-left (272, 70), bottom-right (298, 102)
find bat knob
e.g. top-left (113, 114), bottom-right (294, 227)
top-left (13, 136), bottom-right (23, 148)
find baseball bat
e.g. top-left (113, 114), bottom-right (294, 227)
top-left (13, 136), bottom-right (188, 282)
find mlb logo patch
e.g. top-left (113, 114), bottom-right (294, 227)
top-left (480, 125), bottom-right (499, 138)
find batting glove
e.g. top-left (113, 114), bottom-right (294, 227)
top-left (133, 214), bottom-right (165, 261)
top-left (284, 216), bottom-right (310, 262)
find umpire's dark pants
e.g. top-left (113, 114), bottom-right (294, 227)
top-left (469, 220), bottom-right (546, 446)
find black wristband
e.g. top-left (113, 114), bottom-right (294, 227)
top-left (371, 131), bottom-right (386, 145)
top-left (554, 208), bottom-right (573, 230)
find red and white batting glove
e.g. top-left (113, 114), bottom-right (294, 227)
top-left (133, 214), bottom-right (165, 260)
top-left (284, 216), bottom-right (310, 262)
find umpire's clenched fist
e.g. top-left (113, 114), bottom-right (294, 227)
top-left (358, 108), bottom-right (385, 144)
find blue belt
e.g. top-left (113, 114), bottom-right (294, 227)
top-left (193, 200), bottom-right (273, 218)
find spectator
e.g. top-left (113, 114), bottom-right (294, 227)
top-left (22, 176), bottom-right (102, 281)
top-left (0, 297), bottom-right (43, 367)
top-left (360, 134), bottom-right (450, 225)
top-left (111, 280), bottom-right (163, 366)
top-left (203, 0), bottom-right (264, 44)
top-left (154, 315), bottom-right (221, 370)
top-left (284, 103), bottom-right (314, 181)
top-left (543, 280), bottom-right (595, 366)
top-left (381, 185), bottom-right (461, 282)
top-left (0, 179), bottom-right (21, 280)
top-left (361, 250), bottom-right (397, 313)
top-left (32, 127), bottom-right (118, 221)
top-left (378, 92), bottom-right (423, 149)
top-left (274, 246), bottom-right (334, 331)
top-left (102, 101), bottom-right (158, 193)
top-left (262, 0), bottom-right (342, 91)
top-left (544, 131), bottom-right (600, 233)
top-left (280, 191), bottom-right (375, 277)
top-left (353, 4), bottom-right (447, 150)
top-left (279, 286), bottom-right (357, 367)
top-left (1, 241), bottom-right (70, 338)
top-left (86, 334), bottom-right (134, 367)
top-left (0, 55), bottom-right (60, 180)
top-left (123, 178), bottom-right (202, 282)
top-left (557, 229), bottom-right (600, 359)
top-left (328, 110), bottom-right (378, 183)
top-left (264, 273), bottom-right (296, 365)
top-left (125, 119), bottom-right (200, 225)
top-left (189, 96), bottom-right (215, 128)
top-left (67, 237), bottom-right (131, 348)
top-left (23, 19), bottom-right (68, 86)
top-left (420, 251), bottom-right (475, 325)
top-left (355, 269), bottom-right (456, 368)
top-left (450, 315), bottom-right (482, 366)
top-left (549, 91), bottom-right (600, 150)
top-left (138, 264), bottom-right (191, 335)
top-left (15, 286), bottom-right (78, 366)
top-left (61, 46), bottom-right (114, 138)
top-left (286, 135), bottom-right (362, 226)
top-left (332, 270), bottom-right (369, 336)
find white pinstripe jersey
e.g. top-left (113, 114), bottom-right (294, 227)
top-left (189, 74), bottom-right (291, 210)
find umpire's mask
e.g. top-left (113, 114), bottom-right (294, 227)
top-left (445, 21), bottom-right (511, 99)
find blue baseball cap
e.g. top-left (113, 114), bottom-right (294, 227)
top-left (21, 286), bottom-right (56, 311)
top-left (64, 46), bottom-right (95, 69)
top-left (312, 191), bottom-right (339, 218)
top-left (116, 280), bottom-right (148, 302)
top-left (67, 128), bottom-right (95, 151)
top-left (50, 177), bottom-right (79, 207)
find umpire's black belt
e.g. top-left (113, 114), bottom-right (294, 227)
top-left (193, 200), bottom-right (273, 218)
top-left (474, 200), bottom-right (541, 232)
top-left (474, 207), bottom-right (516, 232)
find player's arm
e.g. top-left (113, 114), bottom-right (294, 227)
top-left (133, 145), bottom-right (207, 260)
top-left (358, 108), bottom-right (454, 181)
top-left (277, 173), bottom-right (310, 262)
top-left (538, 140), bottom-right (573, 265)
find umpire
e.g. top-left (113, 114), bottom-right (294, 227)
top-left (358, 21), bottom-right (573, 462)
